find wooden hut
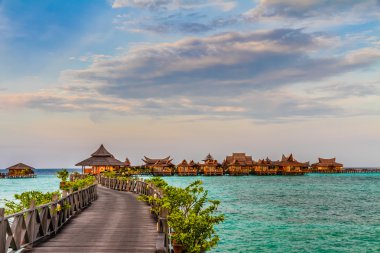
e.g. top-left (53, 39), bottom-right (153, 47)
top-left (311, 158), bottom-right (343, 173)
top-left (277, 154), bottom-right (309, 175)
top-left (223, 153), bottom-right (253, 175)
top-left (76, 144), bottom-right (124, 174)
top-left (177, 160), bottom-right (198, 176)
top-left (143, 156), bottom-right (174, 176)
top-left (6, 163), bottom-right (36, 178)
top-left (199, 154), bottom-right (223, 176)
top-left (253, 158), bottom-right (277, 175)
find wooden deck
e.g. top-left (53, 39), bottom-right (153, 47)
top-left (26, 186), bottom-right (158, 253)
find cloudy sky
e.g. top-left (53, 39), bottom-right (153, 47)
top-left (1, 0), bottom-right (380, 167)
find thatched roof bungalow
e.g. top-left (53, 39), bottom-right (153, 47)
top-left (6, 163), bottom-right (36, 178)
top-left (223, 153), bottom-right (253, 175)
top-left (177, 159), bottom-right (198, 176)
top-left (253, 158), bottom-right (277, 175)
top-left (276, 154), bottom-right (309, 175)
top-left (76, 144), bottom-right (124, 174)
top-left (311, 158), bottom-right (343, 172)
top-left (199, 153), bottom-right (223, 176)
top-left (143, 156), bottom-right (174, 176)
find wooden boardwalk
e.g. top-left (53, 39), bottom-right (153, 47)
top-left (26, 186), bottom-right (158, 253)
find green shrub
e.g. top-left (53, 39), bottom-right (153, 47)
top-left (4, 190), bottom-right (60, 215)
top-left (139, 178), bottom-right (224, 253)
top-left (56, 169), bottom-right (69, 182)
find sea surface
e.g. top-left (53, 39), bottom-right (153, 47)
top-left (1, 170), bottom-right (379, 252)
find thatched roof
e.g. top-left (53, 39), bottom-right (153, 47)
top-left (224, 153), bottom-right (254, 166)
top-left (76, 144), bottom-right (124, 166)
top-left (311, 158), bottom-right (343, 167)
top-left (203, 153), bottom-right (215, 161)
top-left (278, 154), bottom-right (309, 167)
top-left (6, 163), bottom-right (35, 170)
top-left (142, 156), bottom-right (173, 166)
top-left (178, 160), bottom-right (188, 166)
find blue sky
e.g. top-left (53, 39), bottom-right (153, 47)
top-left (0, 0), bottom-right (380, 167)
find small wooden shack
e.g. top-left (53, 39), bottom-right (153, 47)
top-left (311, 158), bottom-right (343, 173)
top-left (76, 144), bottom-right (124, 174)
top-left (276, 154), bottom-right (309, 175)
top-left (6, 163), bottom-right (36, 178)
top-left (177, 160), bottom-right (198, 176)
top-left (223, 153), bottom-right (253, 175)
top-left (143, 156), bottom-right (174, 176)
top-left (199, 154), bottom-right (223, 176)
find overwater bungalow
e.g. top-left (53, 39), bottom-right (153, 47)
top-left (76, 144), bottom-right (124, 174)
top-left (177, 160), bottom-right (198, 176)
top-left (143, 156), bottom-right (174, 176)
top-left (6, 163), bottom-right (36, 178)
top-left (199, 154), bottom-right (223, 176)
top-left (311, 158), bottom-right (343, 173)
top-left (223, 153), bottom-right (253, 175)
top-left (277, 154), bottom-right (309, 175)
top-left (253, 158), bottom-right (277, 175)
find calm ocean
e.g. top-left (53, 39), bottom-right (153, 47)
top-left (1, 170), bottom-right (379, 252)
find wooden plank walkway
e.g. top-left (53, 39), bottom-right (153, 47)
top-left (26, 186), bottom-right (158, 253)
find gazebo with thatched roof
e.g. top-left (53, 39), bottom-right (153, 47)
top-left (76, 144), bottom-right (124, 174)
top-left (6, 163), bottom-right (36, 178)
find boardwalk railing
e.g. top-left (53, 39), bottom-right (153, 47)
top-left (98, 176), bottom-right (171, 253)
top-left (0, 184), bottom-right (97, 253)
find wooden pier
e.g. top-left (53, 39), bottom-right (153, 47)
top-left (24, 186), bottom-right (159, 253)
top-left (1, 181), bottom-right (165, 253)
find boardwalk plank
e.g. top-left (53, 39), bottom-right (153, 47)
top-left (26, 186), bottom-right (158, 253)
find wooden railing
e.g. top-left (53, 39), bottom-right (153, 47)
top-left (0, 184), bottom-right (97, 253)
top-left (98, 176), bottom-right (171, 253)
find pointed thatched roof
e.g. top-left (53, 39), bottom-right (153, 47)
top-left (91, 144), bottom-right (114, 157)
top-left (6, 163), bottom-right (35, 170)
top-left (203, 153), bottom-right (214, 161)
top-left (279, 154), bottom-right (309, 167)
top-left (75, 144), bottom-right (124, 166)
top-left (142, 156), bottom-right (173, 166)
top-left (125, 158), bottom-right (131, 167)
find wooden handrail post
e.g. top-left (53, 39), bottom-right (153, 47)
top-left (27, 200), bottom-right (36, 244)
top-left (0, 208), bottom-right (6, 253)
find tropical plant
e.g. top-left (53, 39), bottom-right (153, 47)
top-left (139, 178), bottom-right (224, 253)
top-left (4, 190), bottom-right (60, 215)
top-left (60, 175), bottom-right (96, 192)
top-left (56, 169), bottom-right (69, 182)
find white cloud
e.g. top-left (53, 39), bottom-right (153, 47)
top-left (111, 0), bottom-right (236, 11)
top-left (244, 0), bottom-right (380, 29)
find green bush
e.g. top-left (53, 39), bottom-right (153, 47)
top-left (56, 169), bottom-right (69, 182)
top-left (139, 178), bottom-right (224, 253)
top-left (61, 175), bottom-right (96, 192)
top-left (4, 190), bottom-right (60, 215)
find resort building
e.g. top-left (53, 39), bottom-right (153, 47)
top-left (76, 144), bottom-right (124, 174)
top-left (177, 160), bottom-right (198, 176)
top-left (142, 156), bottom-right (174, 176)
top-left (276, 154), bottom-right (309, 175)
top-left (199, 154), bottom-right (223, 176)
top-left (253, 158), bottom-right (277, 175)
top-left (6, 163), bottom-right (36, 178)
top-left (223, 153), bottom-right (253, 175)
top-left (311, 158), bottom-right (343, 173)
top-left (124, 157), bottom-right (131, 167)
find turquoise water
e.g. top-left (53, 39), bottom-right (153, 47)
top-left (0, 169), bottom-right (79, 206)
top-left (1, 171), bottom-right (379, 252)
